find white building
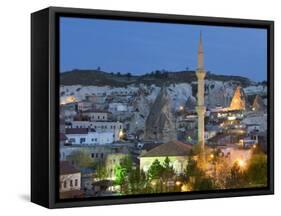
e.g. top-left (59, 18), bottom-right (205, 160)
top-left (246, 124), bottom-right (261, 133)
top-left (77, 100), bottom-right (93, 112)
top-left (108, 103), bottom-right (128, 112)
top-left (70, 121), bottom-right (123, 142)
top-left (65, 128), bottom-right (114, 145)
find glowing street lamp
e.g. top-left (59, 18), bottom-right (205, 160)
top-left (179, 106), bottom-right (184, 111)
top-left (176, 181), bottom-right (181, 186)
top-left (237, 159), bottom-right (246, 169)
top-left (118, 130), bottom-right (124, 139)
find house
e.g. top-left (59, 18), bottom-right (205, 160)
top-left (65, 128), bottom-right (114, 145)
top-left (246, 123), bottom-right (261, 134)
top-left (70, 121), bottom-right (123, 142)
top-left (140, 140), bottom-right (192, 175)
top-left (82, 110), bottom-right (110, 121)
top-left (80, 167), bottom-right (95, 191)
top-left (108, 102), bottom-right (128, 112)
top-left (207, 134), bottom-right (231, 146)
top-left (239, 136), bottom-right (258, 148)
top-left (60, 161), bottom-right (82, 199)
top-left (77, 100), bottom-right (93, 112)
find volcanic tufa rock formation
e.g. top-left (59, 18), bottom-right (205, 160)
top-left (144, 86), bottom-right (177, 143)
top-left (229, 86), bottom-right (246, 110)
top-left (252, 94), bottom-right (265, 111)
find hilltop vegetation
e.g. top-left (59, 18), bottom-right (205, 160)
top-left (60, 69), bottom-right (254, 87)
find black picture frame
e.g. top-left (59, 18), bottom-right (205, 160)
top-left (31, 6), bottom-right (274, 209)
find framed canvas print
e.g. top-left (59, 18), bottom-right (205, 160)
top-left (31, 7), bottom-right (274, 208)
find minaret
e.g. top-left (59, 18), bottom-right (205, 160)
top-left (196, 32), bottom-right (206, 151)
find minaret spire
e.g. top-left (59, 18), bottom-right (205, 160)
top-left (196, 32), bottom-right (206, 151)
top-left (198, 31), bottom-right (204, 70)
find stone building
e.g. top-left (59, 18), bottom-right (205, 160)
top-left (60, 161), bottom-right (82, 199)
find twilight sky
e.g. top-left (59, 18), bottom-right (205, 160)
top-left (60, 17), bottom-right (267, 81)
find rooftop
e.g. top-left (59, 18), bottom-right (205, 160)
top-left (141, 140), bottom-right (192, 157)
top-left (60, 161), bottom-right (80, 175)
top-left (65, 128), bottom-right (89, 134)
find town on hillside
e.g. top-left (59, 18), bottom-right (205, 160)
top-left (59, 35), bottom-right (268, 199)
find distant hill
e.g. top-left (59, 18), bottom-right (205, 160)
top-left (60, 69), bottom-right (253, 87)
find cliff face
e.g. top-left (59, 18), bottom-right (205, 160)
top-left (252, 94), bottom-right (265, 111)
top-left (144, 87), bottom-right (177, 143)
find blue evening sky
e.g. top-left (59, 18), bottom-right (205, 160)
top-left (60, 17), bottom-right (267, 81)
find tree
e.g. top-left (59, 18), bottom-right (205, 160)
top-left (225, 161), bottom-right (246, 188)
top-left (114, 156), bottom-right (133, 193)
top-left (193, 177), bottom-right (214, 190)
top-left (66, 150), bottom-right (93, 168)
top-left (185, 158), bottom-right (203, 178)
top-left (128, 168), bottom-right (147, 194)
top-left (126, 73), bottom-right (132, 80)
top-left (162, 157), bottom-right (175, 181)
top-left (147, 159), bottom-right (164, 180)
top-left (184, 158), bottom-right (215, 191)
top-left (246, 154), bottom-right (267, 186)
top-left (95, 161), bottom-right (108, 180)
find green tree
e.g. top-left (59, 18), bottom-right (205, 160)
top-left (114, 156), bottom-right (133, 193)
top-left (147, 159), bottom-right (164, 180)
top-left (193, 177), bottom-right (214, 191)
top-left (226, 161), bottom-right (246, 188)
top-left (66, 150), bottom-right (93, 168)
top-left (184, 158), bottom-right (215, 191)
top-left (162, 157), bottom-right (175, 181)
top-left (246, 154), bottom-right (267, 186)
top-left (128, 168), bottom-right (147, 194)
top-left (185, 158), bottom-right (203, 177)
top-left (95, 161), bottom-right (108, 180)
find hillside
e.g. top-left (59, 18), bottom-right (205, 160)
top-left (60, 69), bottom-right (254, 87)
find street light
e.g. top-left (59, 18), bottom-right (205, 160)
top-left (176, 181), bottom-right (181, 186)
top-left (237, 159), bottom-right (246, 169)
top-left (118, 130), bottom-right (124, 139)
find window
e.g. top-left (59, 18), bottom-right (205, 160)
top-left (69, 138), bottom-right (75, 143)
top-left (75, 179), bottom-right (78, 187)
top-left (91, 153), bottom-right (95, 158)
top-left (98, 116), bottom-right (100, 119)
top-left (80, 138), bottom-right (86, 143)
top-left (70, 180), bottom-right (73, 187)
top-left (64, 181), bottom-right (67, 188)
top-left (96, 153), bottom-right (99, 158)
top-left (101, 153), bottom-right (104, 158)
top-left (103, 116), bottom-right (105, 119)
